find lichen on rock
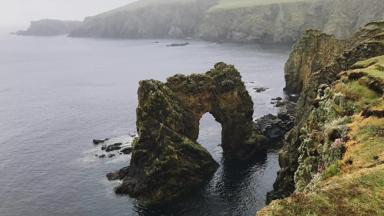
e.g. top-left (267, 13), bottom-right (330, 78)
top-left (261, 21), bottom-right (384, 215)
top-left (108, 62), bottom-right (266, 205)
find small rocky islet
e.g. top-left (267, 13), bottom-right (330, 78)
top-left (105, 62), bottom-right (276, 205)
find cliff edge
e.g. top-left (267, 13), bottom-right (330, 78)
top-left (259, 21), bottom-right (384, 215)
top-left (69, 0), bottom-right (384, 43)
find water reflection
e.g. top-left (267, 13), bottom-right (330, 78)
top-left (134, 115), bottom-right (275, 216)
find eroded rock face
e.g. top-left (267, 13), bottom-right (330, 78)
top-left (267, 21), bottom-right (384, 203)
top-left (109, 62), bottom-right (266, 205)
top-left (284, 30), bottom-right (348, 94)
top-left (69, 0), bottom-right (384, 43)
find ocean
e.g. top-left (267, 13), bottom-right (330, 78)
top-left (0, 34), bottom-right (289, 216)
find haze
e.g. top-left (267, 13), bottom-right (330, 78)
top-left (0, 0), bottom-right (137, 29)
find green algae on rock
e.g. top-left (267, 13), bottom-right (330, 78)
top-left (108, 62), bottom-right (267, 205)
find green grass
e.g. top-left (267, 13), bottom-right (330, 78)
top-left (258, 165), bottom-right (384, 216)
top-left (321, 161), bottom-right (341, 179)
top-left (98, 0), bottom-right (195, 16)
top-left (209, 0), bottom-right (313, 12)
top-left (353, 55), bottom-right (384, 80)
top-left (333, 81), bottom-right (380, 111)
top-left (343, 116), bottom-right (384, 171)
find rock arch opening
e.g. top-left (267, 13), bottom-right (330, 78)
top-left (108, 62), bottom-right (267, 205)
top-left (197, 113), bottom-right (222, 162)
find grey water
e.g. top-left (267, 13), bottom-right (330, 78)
top-left (0, 34), bottom-right (289, 216)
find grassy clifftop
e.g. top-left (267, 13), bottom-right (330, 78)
top-left (69, 0), bottom-right (384, 43)
top-left (259, 22), bottom-right (384, 216)
top-left (209, 0), bottom-right (311, 11)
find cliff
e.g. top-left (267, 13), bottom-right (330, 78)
top-left (69, 0), bottom-right (216, 38)
top-left (69, 0), bottom-right (384, 43)
top-left (17, 19), bottom-right (82, 36)
top-left (259, 21), bottom-right (384, 215)
top-left (199, 0), bottom-right (384, 43)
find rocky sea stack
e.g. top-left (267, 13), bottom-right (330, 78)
top-left (260, 21), bottom-right (384, 215)
top-left (108, 62), bottom-right (267, 205)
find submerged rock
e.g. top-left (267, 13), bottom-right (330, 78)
top-left (253, 87), bottom-right (269, 93)
top-left (120, 147), bottom-right (133, 155)
top-left (105, 143), bottom-right (122, 152)
top-left (93, 138), bottom-right (109, 145)
top-left (166, 42), bottom-right (190, 47)
top-left (109, 62), bottom-right (267, 205)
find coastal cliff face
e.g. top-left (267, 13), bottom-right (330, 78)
top-left (200, 0), bottom-right (384, 43)
top-left (260, 21), bottom-right (384, 215)
top-left (69, 0), bottom-right (216, 38)
top-left (284, 30), bottom-right (348, 94)
top-left (17, 19), bottom-right (82, 36)
top-left (107, 63), bottom-right (266, 205)
top-left (68, 0), bottom-right (384, 43)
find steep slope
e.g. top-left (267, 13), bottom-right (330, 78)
top-left (259, 21), bottom-right (384, 215)
top-left (199, 0), bottom-right (384, 43)
top-left (17, 19), bottom-right (82, 36)
top-left (69, 0), bottom-right (384, 43)
top-left (69, 0), bottom-right (217, 38)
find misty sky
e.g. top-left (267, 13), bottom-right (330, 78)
top-left (0, 0), bottom-right (138, 29)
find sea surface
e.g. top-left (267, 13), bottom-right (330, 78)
top-left (0, 34), bottom-right (289, 216)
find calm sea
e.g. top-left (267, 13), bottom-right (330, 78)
top-left (0, 34), bottom-right (289, 216)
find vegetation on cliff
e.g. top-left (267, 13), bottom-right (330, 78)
top-left (68, 0), bottom-right (384, 44)
top-left (107, 63), bottom-right (267, 205)
top-left (260, 22), bottom-right (384, 215)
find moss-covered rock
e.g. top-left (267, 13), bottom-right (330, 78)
top-left (262, 21), bottom-right (384, 215)
top-left (108, 62), bottom-right (266, 205)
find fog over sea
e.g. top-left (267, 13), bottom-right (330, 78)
top-left (0, 33), bottom-right (289, 216)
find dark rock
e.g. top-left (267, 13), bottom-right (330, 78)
top-left (166, 42), bottom-right (190, 47)
top-left (101, 145), bottom-right (107, 150)
top-left (272, 97), bottom-right (283, 101)
top-left (93, 138), bottom-right (109, 145)
top-left (253, 87), bottom-right (269, 93)
top-left (108, 154), bottom-right (115, 158)
top-left (107, 166), bottom-right (130, 181)
top-left (99, 154), bottom-right (106, 158)
top-left (255, 113), bottom-right (295, 141)
top-left (104, 143), bottom-right (123, 152)
top-left (120, 147), bottom-right (133, 155)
